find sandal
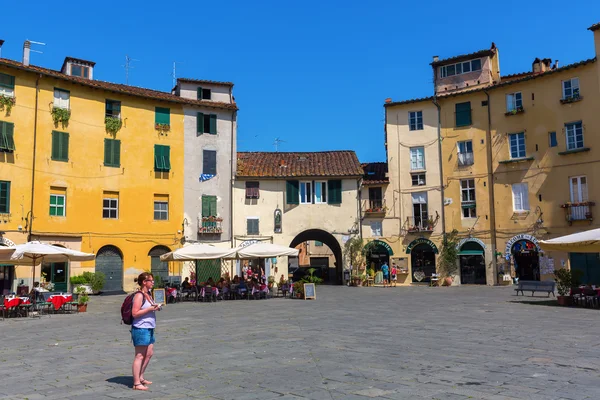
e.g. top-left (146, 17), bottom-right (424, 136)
top-left (133, 383), bottom-right (148, 391)
top-left (141, 379), bottom-right (153, 385)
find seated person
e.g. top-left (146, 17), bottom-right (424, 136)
top-left (216, 277), bottom-right (226, 289)
top-left (206, 277), bottom-right (215, 287)
top-left (279, 274), bottom-right (286, 286)
top-left (237, 280), bottom-right (247, 291)
top-left (232, 275), bottom-right (240, 284)
top-left (182, 277), bottom-right (192, 290)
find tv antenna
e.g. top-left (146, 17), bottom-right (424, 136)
top-left (273, 137), bottom-right (286, 152)
top-left (172, 61), bottom-right (184, 88)
top-left (122, 55), bottom-right (139, 85)
top-left (28, 40), bottom-right (46, 61)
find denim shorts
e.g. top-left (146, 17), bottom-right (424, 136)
top-left (131, 327), bottom-right (155, 346)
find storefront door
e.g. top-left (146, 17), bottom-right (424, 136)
top-left (0, 265), bottom-right (14, 295)
top-left (570, 253), bottom-right (600, 285)
top-left (411, 244), bottom-right (436, 283)
top-left (459, 241), bottom-right (486, 284)
top-left (41, 262), bottom-right (68, 292)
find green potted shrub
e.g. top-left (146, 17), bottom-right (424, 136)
top-left (82, 271), bottom-right (106, 293)
top-left (554, 268), bottom-right (583, 306)
top-left (76, 286), bottom-right (89, 312)
top-left (293, 281), bottom-right (305, 298)
top-left (437, 230), bottom-right (459, 286)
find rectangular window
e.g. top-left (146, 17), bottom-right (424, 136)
top-left (315, 241), bottom-right (323, 246)
top-left (53, 89), bottom-right (70, 110)
top-left (457, 140), bottom-right (474, 166)
top-left (71, 65), bottom-right (89, 78)
top-left (202, 150), bottom-right (217, 175)
top-left (314, 181), bottom-right (327, 204)
top-left (286, 180), bottom-right (300, 205)
top-left (202, 195), bottom-right (217, 217)
top-left (409, 111), bottom-right (423, 131)
top-left (102, 192), bottom-right (119, 219)
top-left (154, 195), bottom-right (169, 220)
top-left (411, 173), bottom-right (426, 186)
top-left (410, 146), bottom-right (425, 170)
top-left (512, 183), bottom-right (530, 212)
top-left (371, 221), bottom-right (382, 237)
top-left (506, 92), bottom-right (522, 112)
top-left (548, 131), bottom-right (557, 148)
top-left (440, 59), bottom-right (482, 78)
top-left (51, 131), bottom-right (69, 162)
top-left (105, 100), bottom-right (121, 118)
top-left (509, 132), bottom-right (526, 159)
top-left (327, 180), bottom-right (342, 205)
top-left (154, 145), bottom-right (171, 172)
top-left (570, 176), bottom-right (588, 203)
top-left (412, 192), bottom-right (428, 228)
top-left (0, 181), bottom-right (10, 214)
top-left (565, 121), bottom-right (584, 150)
top-left (49, 192), bottom-right (66, 217)
top-left (197, 87), bottom-right (212, 100)
top-left (155, 107), bottom-right (170, 125)
top-left (0, 121), bottom-right (15, 152)
top-left (300, 181), bottom-right (312, 204)
top-left (104, 139), bottom-right (121, 167)
top-left (460, 179), bottom-right (476, 218)
top-left (562, 78), bottom-right (580, 100)
top-left (0, 73), bottom-right (15, 97)
top-left (245, 181), bottom-right (260, 199)
top-left (247, 218), bottom-right (259, 235)
top-left (455, 102), bottom-right (472, 127)
top-left (197, 113), bottom-right (217, 135)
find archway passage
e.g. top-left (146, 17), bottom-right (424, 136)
top-left (149, 245), bottom-right (171, 282)
top-left (512, 240), bottom-right (540, 281)
top-left (410, 243), bottom-right (436, 283)
top-left (459, 241), bottom-right (486, 284)
top-left (96, 245), bottom-right (124, 292)
top-left (290, 229), bottom-right (343, 285)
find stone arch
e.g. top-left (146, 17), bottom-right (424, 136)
top-left (289, 229), bottom-right (343, 284)
top-left (96, 245), bottom-right (124, 293)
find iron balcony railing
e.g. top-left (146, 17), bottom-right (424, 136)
top-left (405, 216), bottom-right (434, 232)
top-left (561, 202), bottom-right (595, 224)
top-left (362, 199), bottom-right (386, 215)
top-left (198, 216), bottom-right (223, 234)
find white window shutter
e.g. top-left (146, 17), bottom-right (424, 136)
top-left (512, 184), bottom-right (522, 211)
top-left (522, 184), bottom-right (530, 210)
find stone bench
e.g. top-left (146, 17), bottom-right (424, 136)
top-left (514, 280), bottom-right (555, 297)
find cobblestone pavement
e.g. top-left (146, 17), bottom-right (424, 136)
top-left (1, 285), bottom-right (599, 400)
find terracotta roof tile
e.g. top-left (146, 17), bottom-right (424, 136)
top-left (236, 151), bottom-right (364, 178)
top-left (0, 58), bottom-right (238, 111)
top-left (361, 162), bottom-right (389, 184)
top-left (177, 77), bottom-right (234, 87)
top-left (431, 45), bottom-right (496, 66)
top-left (384, 96), bottom-right (433, 107)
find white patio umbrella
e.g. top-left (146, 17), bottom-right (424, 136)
top-left (234, 242), bottom-right (299, 259)
top-left (0, 241), bottom-right (95, 298)
top-left (159, 244), bottom-right (237, 261)
top-left (539, 228), bottom-right (600, 253)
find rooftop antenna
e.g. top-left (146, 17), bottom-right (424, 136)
top-left (172, 61), bottom-right (184, 88)
top-left (122, 55), bottom-right (139, 85)
top-left (273, 137), bottom-right (286, 152)
top-left (28, 39), bottom-right (46, 56)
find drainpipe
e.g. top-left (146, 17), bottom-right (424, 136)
top-left (27, 74), bottom-right (41, 241)
top-left (484, 90), bottom-right (498, 285)
top-left (431, 97), bottom-right (446, 238)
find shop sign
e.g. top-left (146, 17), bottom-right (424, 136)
top-left (405, 238), bottom-right (439, 254)
top-left (363, 240), bottom-right (394, 255)
top-left (504, 234), bottom-right (540, 257)
top-left (456, 237), bottom-right (486, 250)
top-left (239, 239), bottom-right (261, 248)
top-left (0, 237), bottom-right (16, 247)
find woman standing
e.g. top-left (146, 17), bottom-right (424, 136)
top-left (131, 272), bottom-right (161, 391)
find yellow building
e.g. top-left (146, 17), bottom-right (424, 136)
top-left (0, 42), bottom-right (235, 293)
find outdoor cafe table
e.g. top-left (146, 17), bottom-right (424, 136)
top-left (4, 296), bottom-right (31, 309)
top-left (48, 294), bottom-right (72, 311)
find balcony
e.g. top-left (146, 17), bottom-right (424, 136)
top-left (404, 214), bottom-right (437, 233)
top-left (362, 199), bottom-right (386, 216)
top-left (457, 152), bottom-right (474, 166)
top-left (199, 216), bottom-right (223, 234)
top-left (560, 202), bottom-right (595, 225)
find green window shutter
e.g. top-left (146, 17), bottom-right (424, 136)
top-left (114, 139), bottom-right (121, 167)
top-left (286, 180), bottom-right (299, 205)
top-left (104, 139), bottom-right (121, 167)
top-left (202, 195), bottom-right (217, 217)
top-left (202, 196), bottom-right (210, 217)
top-left (327, 180), bottom-right (342, 204)
top-left (0, 73), bottom-right (15, 89)
top-left (197, 87), bottom-right (203, 100)
top-left (197, 112), bottom-right (204, 135)
top-left (62, 132), bottom-right (69, 161)
top-left (0, 181), bottom-right (10, 213)
top-left (154, 144), bottom-right (164, 170)
top-left (5, 122), bottom-right (14, 151)
top-left (163, 145), bottom-right (171, 171)
top-left (155, 107), bottom-right (170, 125)
top-left (210, 195), bottom-right (217, 215)
top-left (455, 102), bottom-right (472, 127)
top-left (209, 114), bottom-right (217, 134)
top-left (104, 139), bottom-right (111, 166)
top-left (52, 131), bottom-right (66, 161)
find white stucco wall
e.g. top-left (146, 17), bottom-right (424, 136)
top-left (183, 106), bottom-right (236, 244)
top-left (360, 183), bottom-right (400, 239)
top-left (178, 82), bottom-right (232, 103)
top-left (232, 177), bottom-right (361, 279)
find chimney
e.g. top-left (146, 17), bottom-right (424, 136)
top-left (384, 98), bottom-right (392, 104)
top-left (532, 58), bottom-right (552, 74)
top-left (0, 40), bottom-right (4, 59)
top-left (432, 55), bottom-right (439, 63)
top-left (554, 59), bottom-right (559, 69)
top-left (23, 40), bottom-right (31, 67)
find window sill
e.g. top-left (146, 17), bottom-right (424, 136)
top-left (558, 147), bottom-right (590, 155)
top-left (154, 169), bottom-right (171, 173)
top-left (505, 108), bottom-right (525, 116)
top-left (104, 164), bottom-right (121, 168)
top-left (498, 157), bottom-right (534, 164)
top-left (51, 158), bottom-right (69, 163)
top-left (455, 124), bottom-right (472, 128)
top-left (410, 168), bottom-right (426, 173)
top-left (560, 96), bottom-right (583, 104)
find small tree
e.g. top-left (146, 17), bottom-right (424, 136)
top-left (343, 236), bottom-right (365, 276)
top-left (437, 229), bottom-right (460, 278)
top-left (554, 268), bottom-right (583, 296)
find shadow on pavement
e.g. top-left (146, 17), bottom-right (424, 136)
top-left (106, 376), bottom-right (131, 387)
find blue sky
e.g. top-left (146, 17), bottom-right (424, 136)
top-left (2, 1), bottom-right (599, 162)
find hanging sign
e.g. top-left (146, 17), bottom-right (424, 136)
top-left (363, 240), bottom-right (394, 255)
top-left (456, 237), bottom-right (486, 250)
top-left (504, 234), bottom-right (540, 257)
top-left (239, 239), bottom-right (261, 248)
top-left (405, 238), bottom-right (439, 254)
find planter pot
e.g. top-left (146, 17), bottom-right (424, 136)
top-left (296, 293), bottom-right (303, 299)
top-left (77, 304), bottom-right (88, 312)
top-left (444, 277), bottom-right (453, 287)
top-left (557, 296), bottom-right (572, 306)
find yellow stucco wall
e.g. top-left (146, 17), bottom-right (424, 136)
top-left (0, 65), bottom-right (184, 292)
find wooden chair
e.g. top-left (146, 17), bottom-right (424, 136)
top-left (430, 273), bottom-right (441, 287)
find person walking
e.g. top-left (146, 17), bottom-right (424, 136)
top-left (391, 264), bottom-right (398, 287)
top-left (131, 272), bottom-right (161, 391)
top-left (381, 261), bottom-right (390, 288)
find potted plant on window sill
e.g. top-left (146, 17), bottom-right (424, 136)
top-left (51, 107), bottom-right (71, 128)
top-left (0, 94), bottom-right (16, 114)
top-left (76, 286), bottom-right (89, 312)
top-left (155, 123), bottom-right (170, 133)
